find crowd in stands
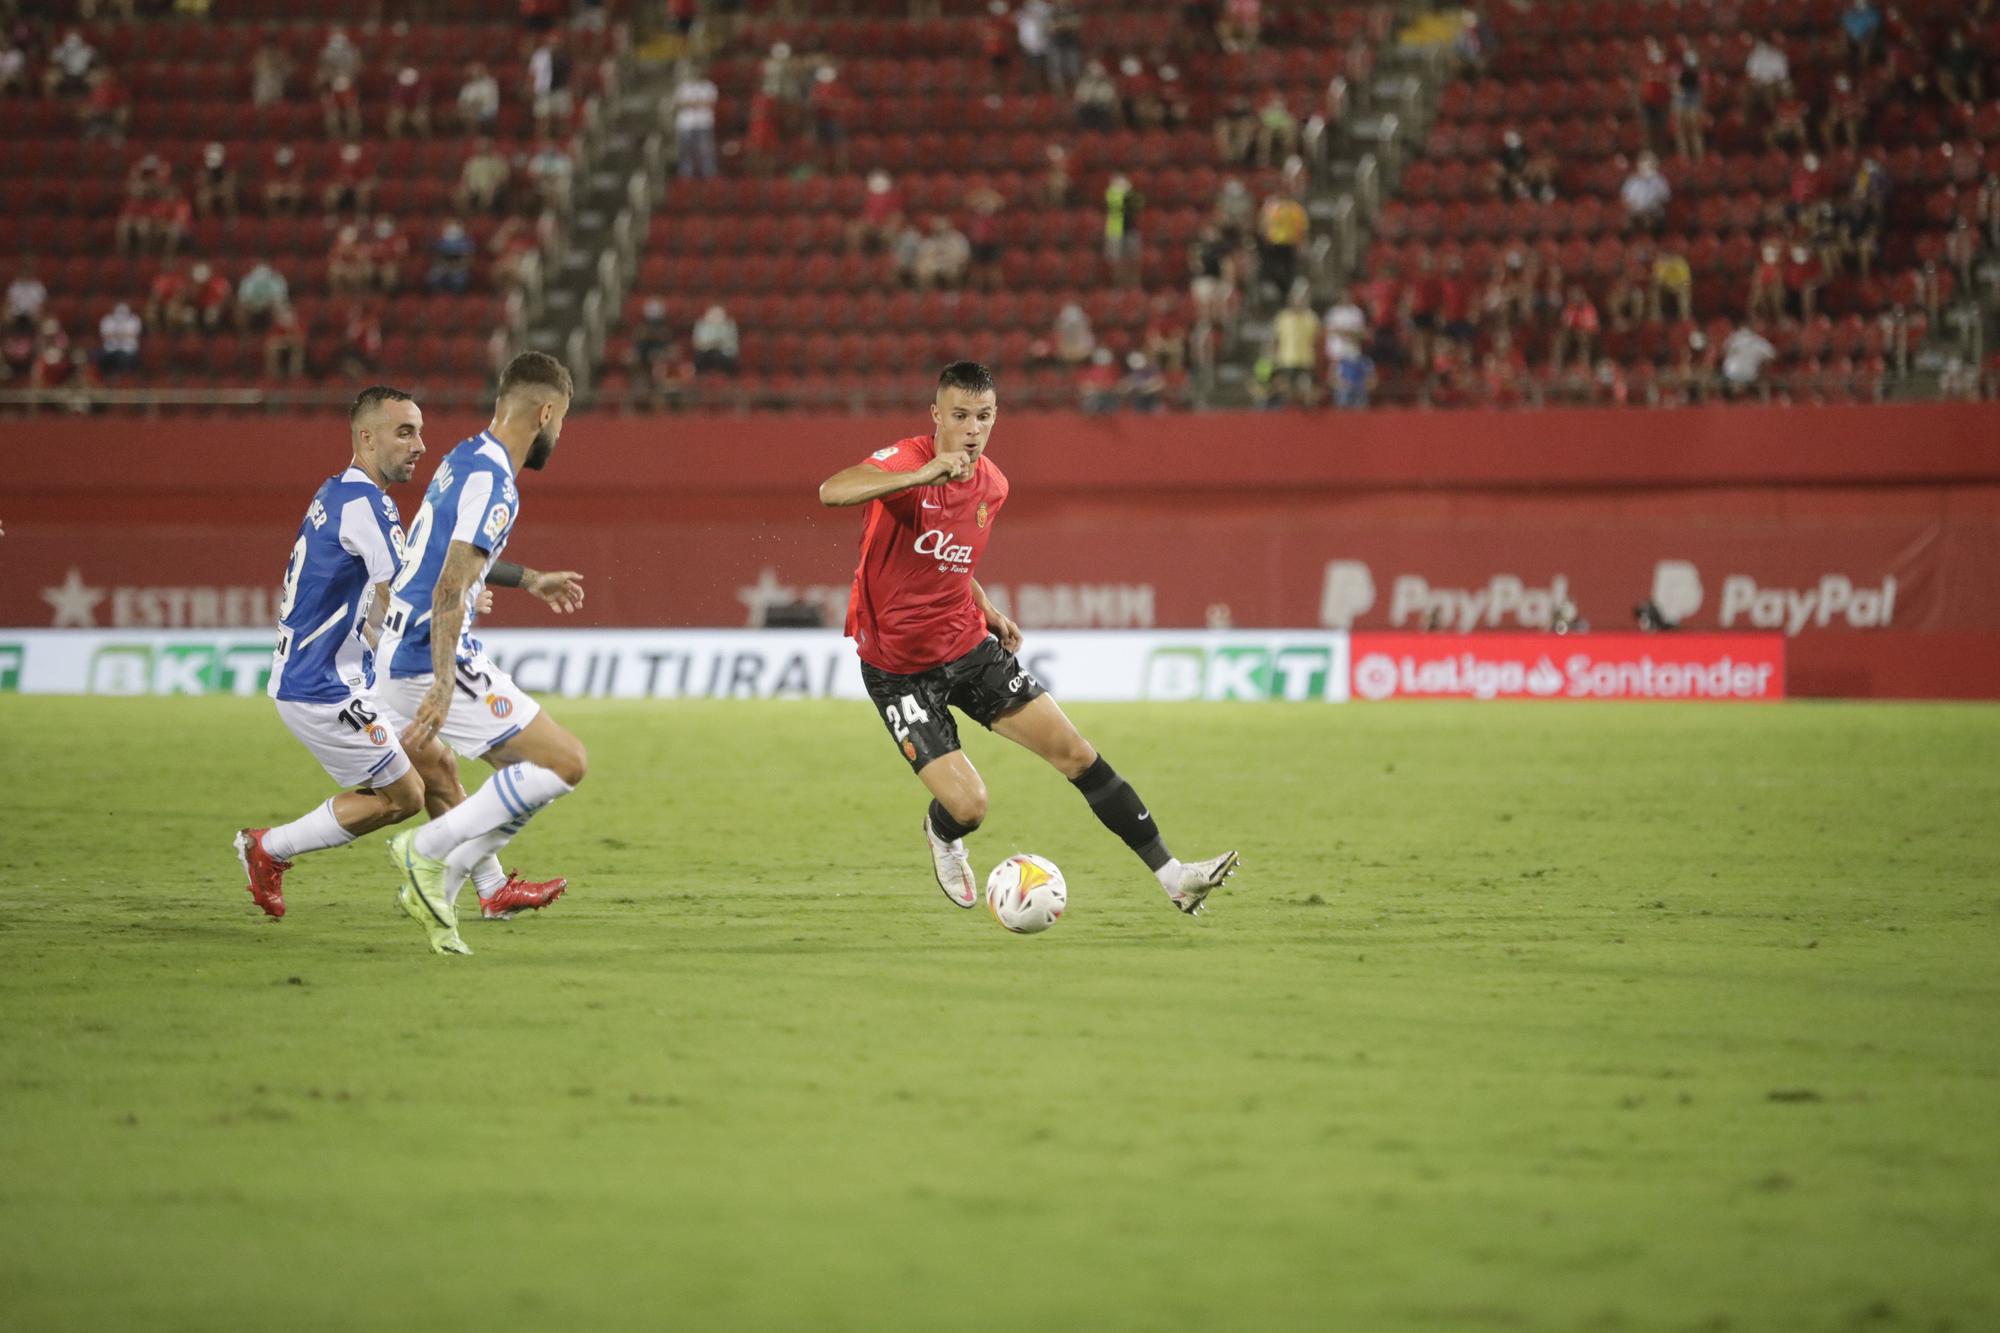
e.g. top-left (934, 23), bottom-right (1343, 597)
top-left (0, 0), bottom-right (608, 403)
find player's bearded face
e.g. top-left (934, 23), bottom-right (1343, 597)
top-left (525, 399), bottom-right (567, 470)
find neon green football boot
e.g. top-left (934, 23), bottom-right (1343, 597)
top-left (389, 829), bottom-right (471, 956)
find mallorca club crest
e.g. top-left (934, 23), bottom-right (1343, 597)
top-left (902, 739), bottom-right (918, 762)
top-left (975, 502), bottom-right (989, 529)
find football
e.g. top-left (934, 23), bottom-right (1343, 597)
top-left (984, 854), bottom-right (1068, 935)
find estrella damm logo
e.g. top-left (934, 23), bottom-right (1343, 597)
top-left (488, 694), bottom-right (513, 718)
top-left (1142, 643), bottom-right (1349, 702)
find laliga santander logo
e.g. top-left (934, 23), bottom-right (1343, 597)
top-left (1354, 650), bottom-right (1565, 701)
top-left (1353, 652), bottom-right (1399, 700)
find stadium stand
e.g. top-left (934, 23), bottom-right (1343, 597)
top-left (0, 1), bottom-right (621, 411)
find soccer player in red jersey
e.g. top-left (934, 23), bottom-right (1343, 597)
top-left (819, 361), bottom-right (1239, 914)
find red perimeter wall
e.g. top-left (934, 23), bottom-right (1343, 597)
top-left (4, 402), bottom-right (1998, 698)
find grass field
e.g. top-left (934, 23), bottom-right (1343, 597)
top-left (1, 696), bottom-right (1996, 1333)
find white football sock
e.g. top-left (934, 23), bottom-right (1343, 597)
top-left (263, 799), bottom-right (357, 862)
top-left (1153, 857), bottom-right (1185, 895)
top-left (444, 825), bottom-right (527, 906)
top-left (413, 762), bottom-right (572, 859)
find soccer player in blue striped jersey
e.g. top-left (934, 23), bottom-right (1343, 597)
top-left (380, 351), bottom-right (590, 956)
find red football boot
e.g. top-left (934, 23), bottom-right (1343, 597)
top-left (233, 828), bottom-right (290, 919)
top-left (478, 871), bottom-right (568, 920)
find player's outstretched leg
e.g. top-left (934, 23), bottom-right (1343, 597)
top-left (235, 767), bottom-right (425, 918)
top-left (406, 719), bottom-right (565, 918)
top-left (918, 753), bottom-right (986, 908)
top-left (992, 695), bottom-right (1240, 915)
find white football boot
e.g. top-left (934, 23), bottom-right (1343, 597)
top-left (1166, 850), bottom-right (1240, 916)
top-left (924, 816), bottom-right (978, 908)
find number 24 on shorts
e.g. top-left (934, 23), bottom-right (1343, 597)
top-left (883, 693), bottom-right (931, 742)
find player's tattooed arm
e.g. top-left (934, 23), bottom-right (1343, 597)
top-left (817, 452), bottom-right (970, 506)
top-left (971, 577), bottom-right (1022, 653)
top-left (359, 580), bottom-right (393, 649)
top-left (487, 559), bottom-right (586, 614)
top-left (408, 539), bottom-right (487, 746)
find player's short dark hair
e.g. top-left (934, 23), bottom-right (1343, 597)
top-left (496, 350), bottom-right (575, 403)
top-left (936, 360), bottom-right (996, 398)
top-left (349, 385), bottom-right (416, 424)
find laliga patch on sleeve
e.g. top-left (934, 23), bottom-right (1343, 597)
top-left (870, 446), bottom-right (899, 461)
top-left (482, 503), bottom-right (511, 541)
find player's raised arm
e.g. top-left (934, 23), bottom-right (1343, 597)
top-left (818, 450), bottom-right (969, 507)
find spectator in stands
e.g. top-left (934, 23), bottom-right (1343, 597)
top-left (388, 66), bottom-right (432, 139)
top-left (1121, 351), bottom-right (1168, 412)
top-left (888, 217), bottom-right (925, 288)
top-left (1745, 32), bottom-right (1789, 108)
top-left (673, 63), bottom-right (720, 180)
top-left (80, 68), bottom-right (130, 143)
top-left (916, 216), bottom-right (971, 290)
top-left (1620, 152), bottom-right (1671, 232)
top-left (1213, 96), bottom-right (1257, 165)
top-left (1652, 245), bottom-right (1693, 323)
top-left (964, 183), bottom-right (1005, 291)
top-left (146, 259), bottom-right (193, 333)
top-left (692, 304), bottom-right (740, 376)
top-left (1188, 223), bottom-right (1233, 325)
top-left (809, 65), bottom-right (853, 174)
top-left (1323, 289), bottom-right (1370, 407)
top-left (95, 302), bottom-right (140, 377)
top-left (153, 182), bottom-right (193, 260)
top-left (744, 89), bottom-right (782, 176)
top-left (1077, 347), bottom-right (1121, 413)
top-left (6, 261), bottom-right (48, 324)
top-left (1437, 254), bottom-right (1475, 348)
top-left (264, 302), bottom-right (307, 380)
top-left (235, 258), bottom-right (289, 330)
top-left (1784, 243), bottom-right (1825, 320)
top-left (368, 216), bottom-right (408, 294)
top-left (1074, 60), bottom-right (1119, 130)
top-left (1217, 0), bottom-right (1263, 54)
top-left (1938, 28), bottom-right (1984, 106)
top-left (339, 302), bottom-right (383, 376)
top-left (322, 73), bottom-right (363, 140)
top-left (1479, 329), bottom-right (1528, 407)
top-left (1258, 186), bottom-right (1308, 301)
top-left (1720, 323), bottom-right (1777, 399)
top-left (1632, 40), bottom-right (1671, 150)
top-left (1015, 1), bottom-right (1054, 88)
top-left (1047, 1), bottom-right (1084, 89)
top-left (194, 143), bottom-right (237, 221)
top-left (489, 216), bottom-right (541, 290)
top-left (1672, 51), bottom-right (1707, 162)
top-left (1103, 173), bottom-right (1143, 288)
top-left (848, 171), bottom-right (906, 254)
top-left (1157, 63), bottom-right (1190, 129)
top-left (324, 142), bottom-right (378, 215)
top-left (458, 138), bottom-right (511, 213)
top-left (1789, 152), bottom-right (1827, 219)
top-left (1667, 328), bottom-right (1718, 403)
top-left (1841, 0), bottom-right (1883, 67)
top-left (0, 33), bottom-right (27, 98)
top-left (264, 144), bottom-right (305, 214)
top-left (530, 139), bottom-right (574, 212)
top-left (1945, 217), bottom-right (1979, 295)
top-left (1821, 74), bottom-right (1866, 152)
top-left (329, 225), bottom-right (374, 296)
top-left (457, 62), bottom-right (501, 135)
top-left (1054, 301), bottom-right (1095, 365)
top-left (1605, 247), bottom-right (1650, 331)
top-left (1256, 93), bottom-right (1298, 168)
top-left (1, 315), bottom-right (35, 382)
top-left (1747, 242), bottom-right (1785, 322)
top-left (188, 262), bottom-right (232, 333)
top-left (317, 29), bottom-right (361, 97)
top-left (426, 220), bottom-right (476, 293)
top-left (1551, 284), bottom-right (1600, 373)
top-left (1141, 293), bottom-right (1189, 376)
top-left (250, 39), bottom-right (291, 108)
top-left (1767, 80), bottom-right (1809, 152)
top-left (528, 36), bottom-right (574, 137)
top-left (44, 30), bottom-right (96, 99)
top-left (1272, 284), bottom-right (1320, 406)
top-left (1837, 158), bottom-right (1887, 278)
top-left (1039, 142), bottom-right (1072, 208)
top-left (980, 3), bottom-right (1015, 92)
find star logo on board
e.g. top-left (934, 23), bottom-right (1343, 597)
top-left (41, 567), bottom-right (106, 628)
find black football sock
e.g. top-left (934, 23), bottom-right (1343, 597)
top-left (1070, 755), bottom-right (1172, 871)
top-left (927, 798), bottom-right (981, 842)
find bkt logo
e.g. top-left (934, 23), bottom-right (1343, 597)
top-left (0, 644), bottom-right (21, 692)
top-left (87, 643), bottom-right (273, 696)
top-left (1144, 642), bottom-right (1351, 701)
top-left (1318, 560), bottom-right (1569, 629)
top-left (1652, 560), bottom-right (1896, 634)
top-left (914, 529), bottom-right (974, 566)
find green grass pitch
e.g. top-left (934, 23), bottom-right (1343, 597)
top-left (1, 695), bottom-right (1996, 1332)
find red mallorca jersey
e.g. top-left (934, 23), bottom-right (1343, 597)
top-left (844, 433), bottom-right (1009, 674)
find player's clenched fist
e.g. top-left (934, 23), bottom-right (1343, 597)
top-left (928, 452), bottom-right (975, 484)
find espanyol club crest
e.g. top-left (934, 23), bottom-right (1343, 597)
top-left (488, 694), bottom-right (513, 719)
top-left (976, 502), bottom-right (989, 529)
top-left (367, 723), bottom-right (389, 746)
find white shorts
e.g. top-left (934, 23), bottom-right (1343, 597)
top-left (275, 694), bottom-right (414, 790)
top-left (376, 654), bottom-right (542, 761)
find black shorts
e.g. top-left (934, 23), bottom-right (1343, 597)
top-left (860, 636), bottom-right (1046, 773)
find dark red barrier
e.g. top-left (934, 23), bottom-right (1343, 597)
top-left (5, 405), bottom-right (1998, 698)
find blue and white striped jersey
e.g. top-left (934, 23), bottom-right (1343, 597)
top-left (381, 432), bottom-right (520, 679)
top-left (267, 467), bottom-right (405, 704)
